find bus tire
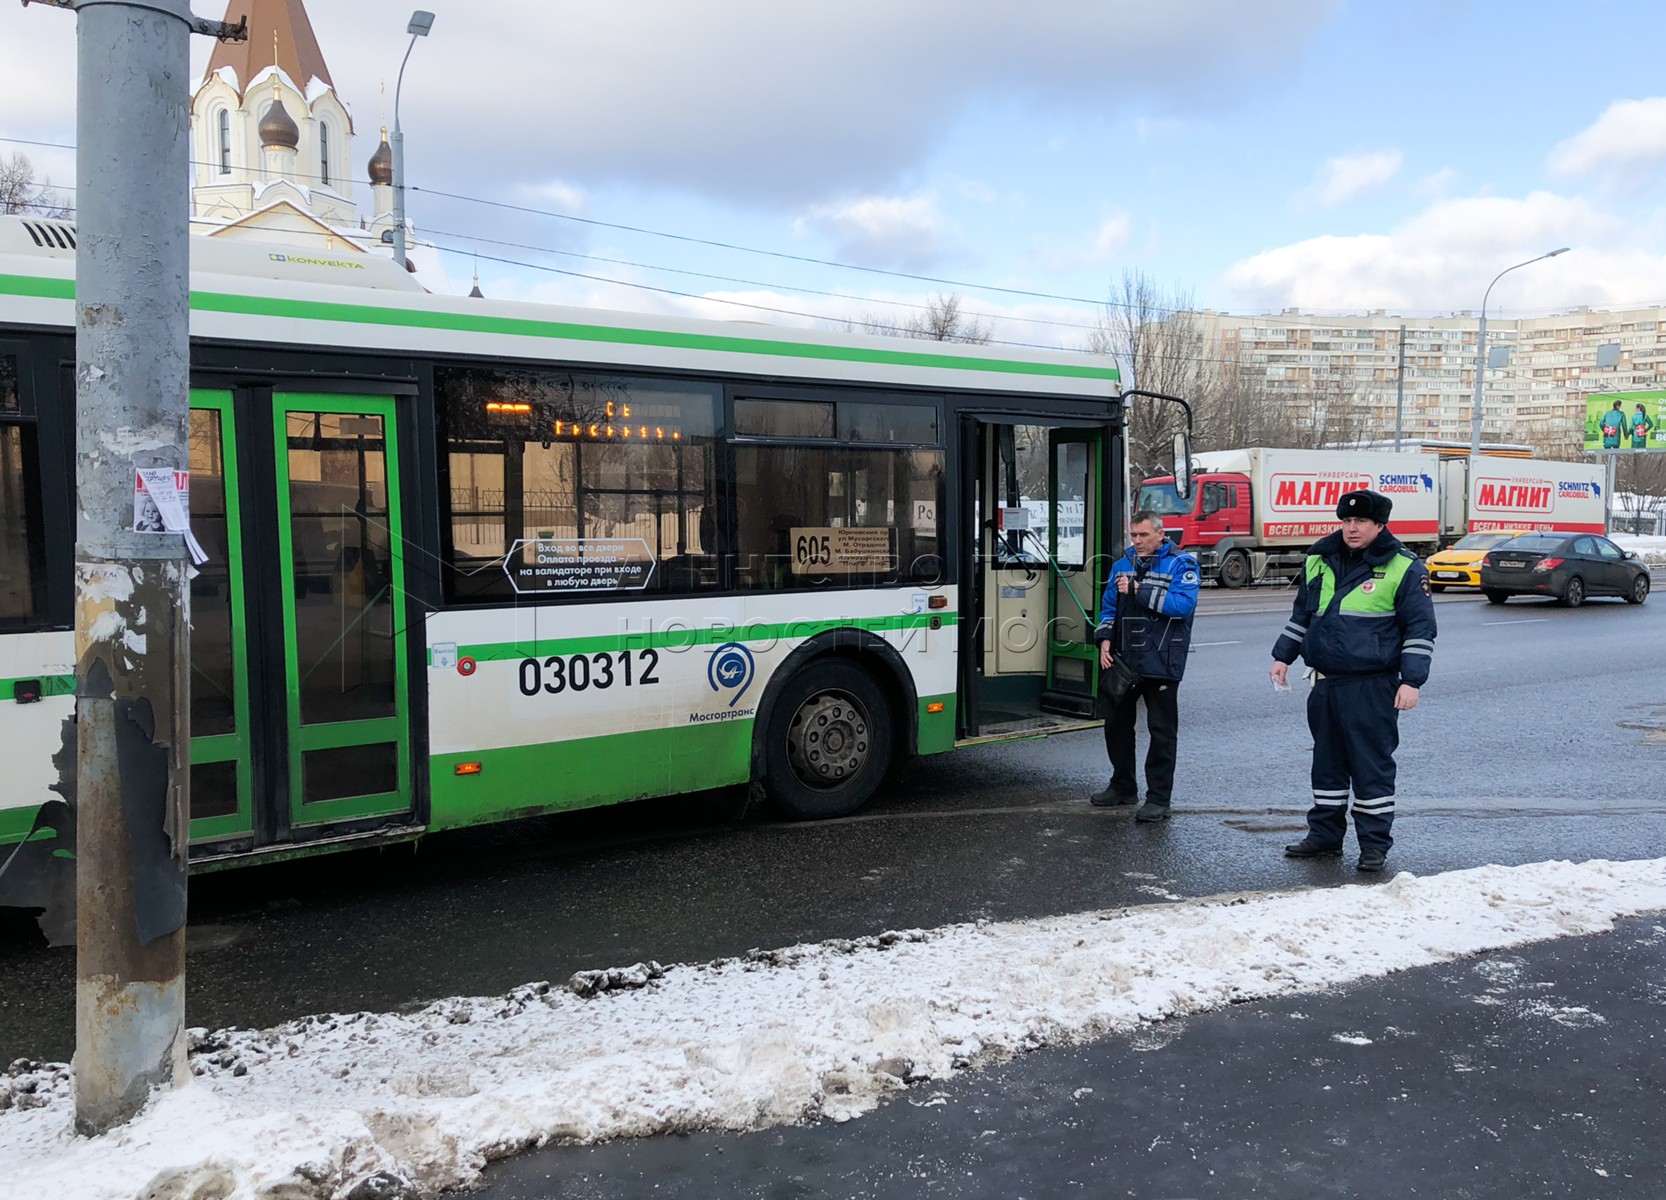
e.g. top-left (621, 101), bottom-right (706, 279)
top-left (762, 659), bottom-right (893, 820)
top-left (1218, 549), bottom-right (1252, 589)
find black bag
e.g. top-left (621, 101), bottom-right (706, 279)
top-left (1098, 563), bottom-right (1146, 706)
top-left (1099, 651), bottom-right (1140, 706)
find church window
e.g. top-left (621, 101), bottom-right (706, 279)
top-left (319, 120), bottom-right (330, 186)
top-left (218, 109), bottom-right (231, 174)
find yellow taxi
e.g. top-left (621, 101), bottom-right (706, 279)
top-left (1425, 530), bottom-right (1532, 590)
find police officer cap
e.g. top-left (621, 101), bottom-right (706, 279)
top-left (1336, 489), bottom-right (1392, 523)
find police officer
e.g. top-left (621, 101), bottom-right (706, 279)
top-left (1269, 489), bottom-right (1435, 871)
top-left (1091, 511), bottom-right (1199, 822)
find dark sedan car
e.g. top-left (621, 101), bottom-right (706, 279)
top-left (1479, 532), bottom-right (1651, 607)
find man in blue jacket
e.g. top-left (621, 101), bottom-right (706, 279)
top-left (1091, 511), bottom-right (1199, 822)
top-left (1269, 488), bottom-right (1436, 872)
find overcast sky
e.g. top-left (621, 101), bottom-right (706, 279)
top-left (3, 0), bottom-right (1666, 348)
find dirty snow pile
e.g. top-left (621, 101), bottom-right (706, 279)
top-left (1609, 531), bottom-right (1666, 565)
top-left (5, 857), bottom-right (1666, 1199)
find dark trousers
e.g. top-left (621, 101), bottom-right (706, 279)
top-left (1104, 678), bottom-right (1181, 806)
top-left (1306, 673), bottom-right (1399, 852)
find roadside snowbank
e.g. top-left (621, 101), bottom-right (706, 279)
top-left (1609, 531), bottom-right (1666, 565)
top-left (6, 857), bottom-right (1665, 1199)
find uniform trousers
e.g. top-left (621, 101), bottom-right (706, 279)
top-left (1306, 671), bottom-right (1399, 851)
top-left (1104, 677), bottom-right (1180, 807)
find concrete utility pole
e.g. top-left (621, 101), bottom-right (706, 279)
top-left (24, 0), bottom-right (244, 1137)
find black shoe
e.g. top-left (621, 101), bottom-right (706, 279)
top-left (1284, 837), bottom-right (1343, 858)
top-left (1090, 785), bottom-right (1139, 807)
top-left (1134, 802), bottom-right (1171, 823)
top-left (1356, 848), bottom-right (1388, 872)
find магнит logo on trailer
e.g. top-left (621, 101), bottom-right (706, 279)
top-left (708, 642), bottom-right (756, 707)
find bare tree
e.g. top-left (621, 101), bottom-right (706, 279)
top-left (0, 153), bottom-right (71, 219)
top-left (1614, 452), bottom-right (1666, 534)
top-left (1194, 356), bottom-right (1306, 450)
top-left (1516, 426), bottom-right (1587, 461)
top-left (1299, 364), bottom-right (1379, 448)
top-left (1089, 272), bottom-right (1214, 482)
top-left (844, 293), bottom-right (991, 345)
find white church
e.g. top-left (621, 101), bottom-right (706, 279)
top-left (185, 0), bottom-right (469, 291)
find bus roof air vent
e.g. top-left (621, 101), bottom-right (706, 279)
top-left (21, 220), bottom-right (78, 251)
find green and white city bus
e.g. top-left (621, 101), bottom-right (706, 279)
top-left (0, 213), bottom-right (1187, 883)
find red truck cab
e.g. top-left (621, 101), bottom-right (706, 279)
top-left (1138, 472), bottom-right (1255, 585)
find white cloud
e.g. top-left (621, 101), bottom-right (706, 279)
top-left (1223, 190), bottom-right (1663, 312)
top-left (0, 0), bottom-right (1340, 209)
top-left (794, 194), bottom-right (957, 270)
top-left (515, 181), bottom-right (586, 215)
top-left (1134, 115), bottom-right (1209, 142)
top-left (1414, 167), bottom-right (1458, 197)
top-left (1307, 149), bottom-right (1404, 207)
top-left (1092, 213), bottom-right (1133, 257)
top-left (1549, 97), bottom-right (1666, 183)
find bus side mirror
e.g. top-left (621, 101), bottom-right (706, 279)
top-left (1171, 431), bottom-right (1192, 500)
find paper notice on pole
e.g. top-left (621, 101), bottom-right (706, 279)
top-left (134, 468), bottom-right (209, 565)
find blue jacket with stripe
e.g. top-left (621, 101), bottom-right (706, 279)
top-left (1094, 540), bottom-right (1199, 682)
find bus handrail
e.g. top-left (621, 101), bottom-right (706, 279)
top-left (1017, 527), bottom-right (1095, 631)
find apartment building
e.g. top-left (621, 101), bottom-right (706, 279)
top-left (1201, 306), bottom-right (1666, 447)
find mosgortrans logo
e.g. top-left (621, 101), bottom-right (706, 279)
top-left (707, 642), bottom-right (756, 707)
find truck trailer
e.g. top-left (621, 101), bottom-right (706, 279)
top-left (1139, 447), bottom-right (1605, 587)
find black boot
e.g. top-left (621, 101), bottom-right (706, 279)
top-left (1356, 848), bottom-right (1388, 872)
top-left (1134, 801), bottom-right (1170, 823)
top-left (1090, 783), bottom-right (1138, 807)
top-left (1284, 837), bottom-right (1343, 858)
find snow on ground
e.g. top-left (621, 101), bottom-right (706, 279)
top-left (5, 858), bottom-right (1666, 1199)
top-left (1609, 531), bottom-right (1666, 564)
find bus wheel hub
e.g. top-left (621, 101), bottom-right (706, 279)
top-left (789, 692), bottom-right (869, 787)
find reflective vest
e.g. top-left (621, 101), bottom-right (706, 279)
top-left (1308, 551), bottom-right (1415, 614)
top-left (1299, 549), bottom-right (1418, 677)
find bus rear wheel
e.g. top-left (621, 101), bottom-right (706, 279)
top-left (763, 660), bottom-right (893, 820)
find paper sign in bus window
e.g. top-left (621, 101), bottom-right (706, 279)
top-left (789, 526), bottom-right (895, 574)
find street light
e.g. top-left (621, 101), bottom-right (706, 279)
top-left (391, 10), bottom-right (435, 271)
top-left (1468, 247), bottom-right (1569, 458)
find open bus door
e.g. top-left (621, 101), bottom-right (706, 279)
top-left (958, 417), bottom-right (1114, 742)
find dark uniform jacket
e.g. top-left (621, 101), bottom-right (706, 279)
top-left (1270, 529), bottom-right (1436, 687)
top-left (1094, 540), bottom-right (1200, 682)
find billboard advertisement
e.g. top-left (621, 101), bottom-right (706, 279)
top-left (1584, 390), bottom-right (1665, 452)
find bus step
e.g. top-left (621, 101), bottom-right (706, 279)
top-left (1039, 688), bottom-right (1096, 718)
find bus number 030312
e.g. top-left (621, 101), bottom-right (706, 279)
top-left (518, 650), bottom-right (661, 696)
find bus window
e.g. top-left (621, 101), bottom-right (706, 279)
top-left (0, 353), bottom-right (41, 625)
top-left (437, 366), bottom-right (721, 601)
top-left (732, 444), bottom-right (943, 588)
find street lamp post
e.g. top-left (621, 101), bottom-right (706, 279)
top-left (391, 10), bottom-right (434, 271)
top-left (1468, 247), bottom-right (1569, 458)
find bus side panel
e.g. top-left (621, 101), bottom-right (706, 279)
top-left (423, 588), bottom-right (957, 830)
top-left (0, 631), bottom-right (75, 845)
